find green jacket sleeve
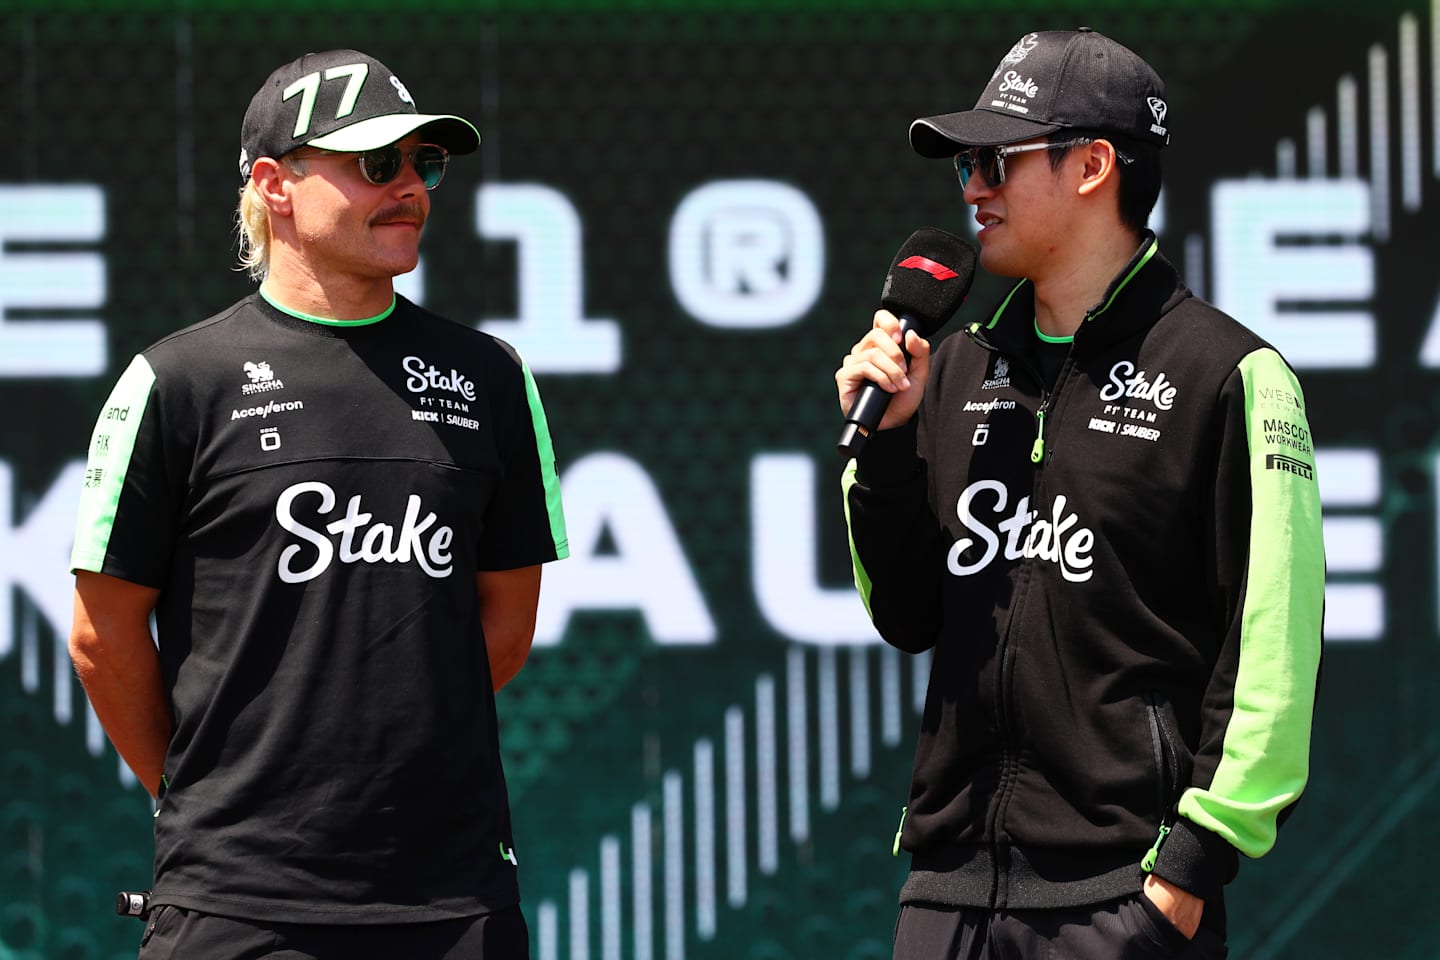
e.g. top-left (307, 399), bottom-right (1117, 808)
top-left (1154, 347), bottom-right (1325, 898)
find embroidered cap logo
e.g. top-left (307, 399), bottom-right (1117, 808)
top-left (992, 32), bottom-right (1041, 81)
top-left (1147, 97), bottom-right (1169, 138)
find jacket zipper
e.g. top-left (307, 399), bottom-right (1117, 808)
top-left (1141, 692), bottom-right (1180, 871)
top-left (983, 638), bottom-right (1021, 907)
top-left (1029, 358), bottom-right (1070, 466)
top-left (1030, 405), bottom-right (1049, 463)
top-left (892, 805), bottom-right (907, 856)
top-left (965, 332), bottom-right (1071, 904)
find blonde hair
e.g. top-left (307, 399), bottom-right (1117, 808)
top-left (234, 155), bottom-right (307, 282)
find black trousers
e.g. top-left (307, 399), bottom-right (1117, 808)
top-left (137, 904), bottom-right (529, 960)
top-left (894, 897), bottom-right (1228, 960)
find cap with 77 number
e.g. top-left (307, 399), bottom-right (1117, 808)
top-left (910, 28), bottom-right (1170, 156)
top-left (238, 49), bottom-right (479, 181)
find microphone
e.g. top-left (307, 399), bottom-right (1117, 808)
top-left (837, 228), bottom-right (977, 457)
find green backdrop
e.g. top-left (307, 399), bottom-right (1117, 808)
top-left (2, 1), bottom-right (1437, 957)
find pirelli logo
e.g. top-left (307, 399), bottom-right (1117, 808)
top-left (1265, 453), bottom-right (1313, 480)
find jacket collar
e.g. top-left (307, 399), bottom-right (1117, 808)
top-left (965, 231), bottom-right (1186, 356)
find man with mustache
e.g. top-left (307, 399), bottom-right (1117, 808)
top-left (836, 27), bottom-right (1323, 960)
top-left (69, 49), bottom-right (568, 959)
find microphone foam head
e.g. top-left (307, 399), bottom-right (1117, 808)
top-left (879, 227), bottom-right (978, 336)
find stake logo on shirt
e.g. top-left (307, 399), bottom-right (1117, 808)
top-left (273, 480), bottom-right (455, 583)
top-left (945, 479), bottom-right (1095, 583)
top-left (1097, 360), bottom-right (1176, 411)
top-left (404, 355), bottom-right (482, 429)
top-left (404, 355), bottom-right (476, 402)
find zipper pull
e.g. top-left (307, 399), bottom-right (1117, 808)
top-left (892, 806), bottom-right (908, 857)
top-left (1030, 409), bottom-right (1047, 463)
top-left (1140, 823), bottom-right (1172, 872)
top-left (154, 774), bottom-right (169, 819)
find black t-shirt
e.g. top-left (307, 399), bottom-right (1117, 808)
top-left (1034, 328), bottom-right (1072, 390)
top-left (72, 293), bottom-right (568, 923)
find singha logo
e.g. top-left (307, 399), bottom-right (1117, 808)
top-left (244, 361), bottom-right (275, 383)
top-left (240, 360), bottom-right (285, 395)
top-left (992, 33), bottom-right (1041, 81)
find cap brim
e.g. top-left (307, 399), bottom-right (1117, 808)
top-left (307, 113), bottom-right (480, 155)
top-left (909, 110), bottom-right (1061, 157)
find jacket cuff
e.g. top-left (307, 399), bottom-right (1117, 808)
top-left (853, 418), bottom-right (923, 487)
top-left (1151, 816), bottom-right (1240, 902)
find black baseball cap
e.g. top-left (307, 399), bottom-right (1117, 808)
top-left (910, 28), bottom-right (1170, 156)
top-left (239, 49), bottom-right (480, 180)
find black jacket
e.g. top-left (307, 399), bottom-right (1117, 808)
top-left (843, 237), bottom-right (1324, 913)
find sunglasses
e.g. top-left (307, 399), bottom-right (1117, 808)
top-left (952, 139), bottom-right (1091, 188)
top-left (295, 142), bottom-right (451, 190)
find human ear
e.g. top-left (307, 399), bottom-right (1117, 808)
top-left (250, 157), bottom-right (294, 217)
top-left (1076, 139), bottom-right (1118, 197)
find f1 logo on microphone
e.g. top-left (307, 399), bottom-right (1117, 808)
top-left (897, 256), bottom-right (959, 281)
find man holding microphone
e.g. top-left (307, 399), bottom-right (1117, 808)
top-left (837, 27), bottom-right (1324, 959)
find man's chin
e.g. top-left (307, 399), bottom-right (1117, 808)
top-left (372, 248), bottom-right (422, 278)
top-left (978, 250), bottom-right (1022, 279)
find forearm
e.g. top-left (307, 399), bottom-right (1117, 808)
top-left (477, 566), bottom-right (542, 691)
top-left (69, 628), bottom-right (171, 796)
top-left (843, 421), bottom-right (944, 652)
top-left (486, 633), bottom-right (532, 691)
top-left (70, 573), bottom-right (171, 796)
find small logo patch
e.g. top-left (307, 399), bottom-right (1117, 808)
top-left (896, 256), bottom-right (959, 281)
top-left (1147, 97), bottom-right (1169, 138)
top-left (1265, 453), bottom-right (1313, 480)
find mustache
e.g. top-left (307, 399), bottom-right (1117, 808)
top-left (371, 202), bottom-right (427, 227)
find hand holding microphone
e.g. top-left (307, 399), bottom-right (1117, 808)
top-left (836, 228), bottom-right (977, 457)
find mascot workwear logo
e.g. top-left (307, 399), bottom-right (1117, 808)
top-left (945, 480), bottom-right (1095, 583)
top-left (897, 255), bottom-right (959, 281)
top-left (274, 481), bottom-right (456, 584)
top-left (404, 355), bottom-right (476, 402)
top-left (1262, 417), bottom-right (1312, 454)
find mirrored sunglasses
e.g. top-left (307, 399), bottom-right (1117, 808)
top-left (952, 139), bottom-right (1091, 188)
top-left (356, 143), bottom-right (451, 190)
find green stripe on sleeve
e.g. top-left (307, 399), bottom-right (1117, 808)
top-left (70, 355), bottom-right (157, 572)
top-left (1177, 347), bottom-right (1325, 858)
top-left (841, 460), bottom-right (875, 620)
top-left (521, 360), bottom-right (570, 559)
